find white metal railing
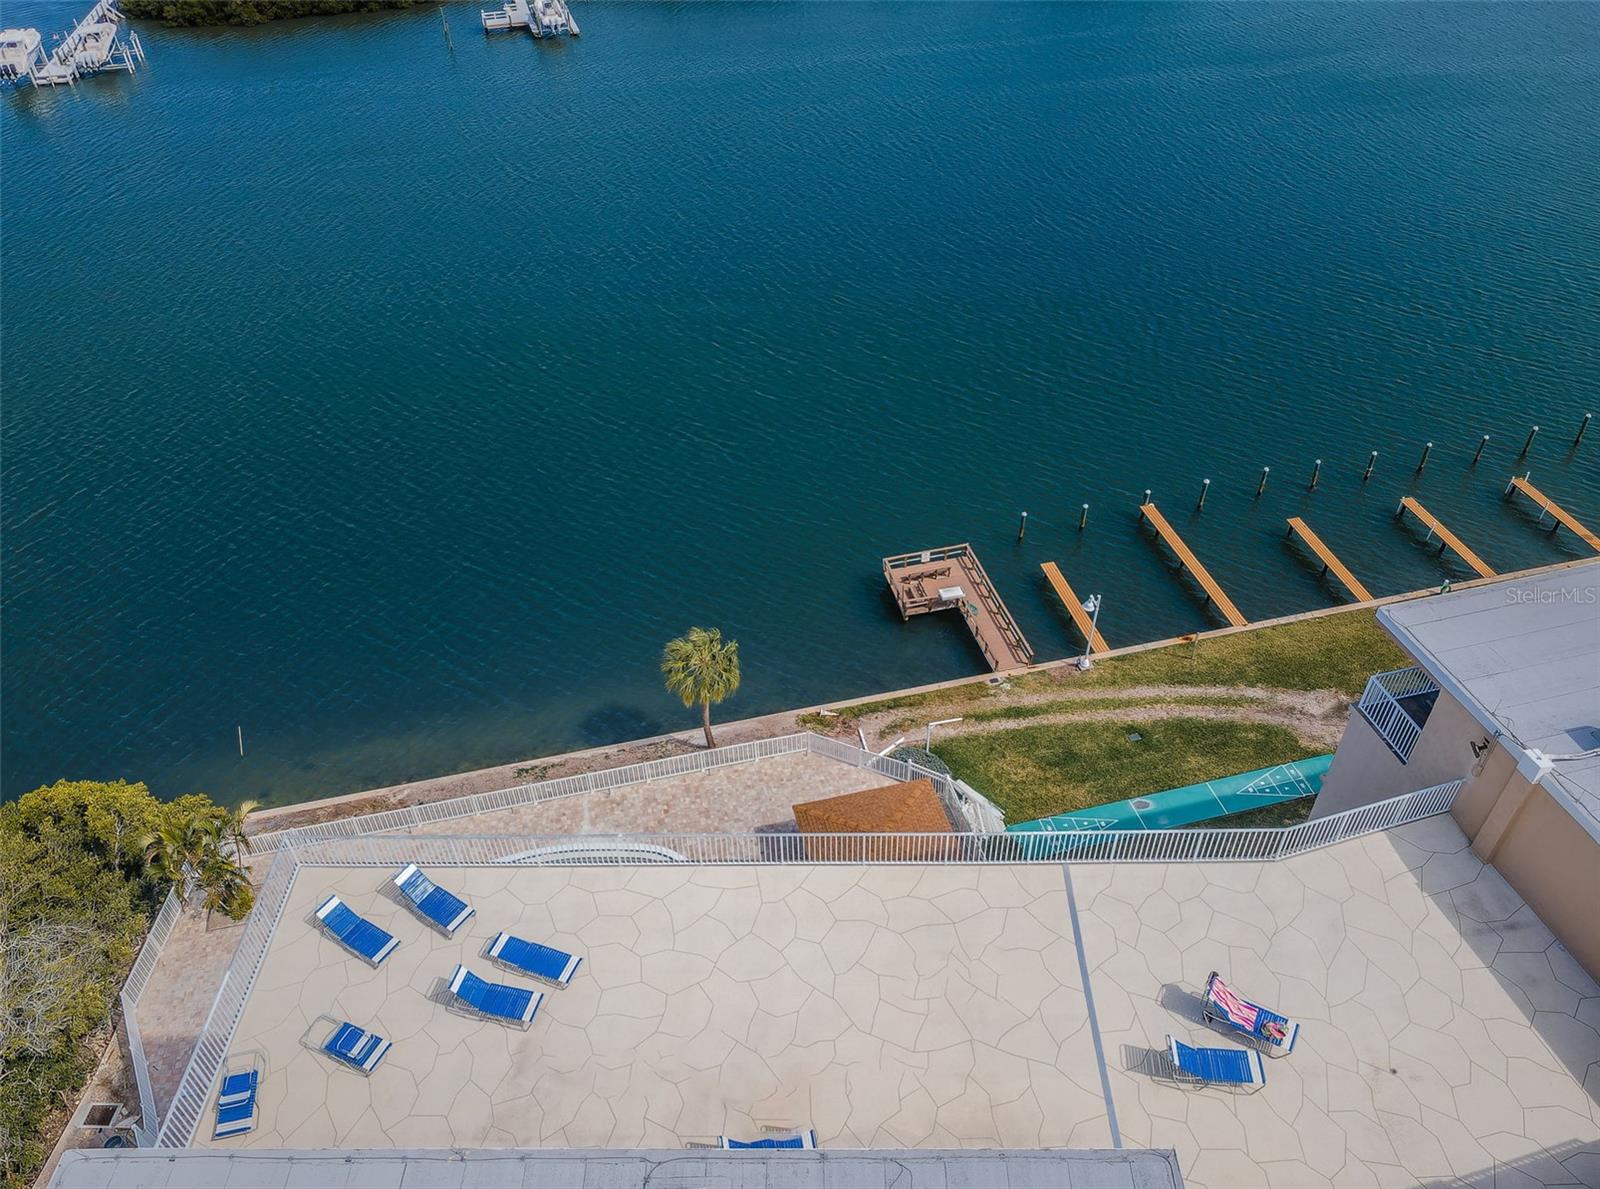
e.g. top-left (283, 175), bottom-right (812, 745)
top-left (119, 888), bottom-right (182, 1144)
top-left (153, 854), bottom-right (298, 1149)
top-left (1357, 666), bottom-right (1439, 762)
top-left (137, 777), bottom-right (1460, 1149)
top-left (249, 733), bottom-right (1001, 854)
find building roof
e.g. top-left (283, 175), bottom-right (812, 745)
top-left (1378, 560), bottom-right (1600, 837)
top-left (51, 1149), bottom-right (1187, 1188)
top-left (792, 777), bottom-right (955, 834)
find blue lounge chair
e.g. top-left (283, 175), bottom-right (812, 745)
top-left (486, 931), bottom-right (582, 987)
top-left (213, 1068), bottom-right (258, 1139)
top-left (321, 1020), bottom-right (392, 1075)
top-left (393, 863), bottom-right (474, 935)
top-left (1204, 971), bottom-right (1300, 1054)
top-left (314, 895), bottom-right (399, 966)
top-left (720, 1130), bottom-right (817, 1149)
top-left (1166, 1035), bottom-right (1266, 1091)
top-left (448, 964), bottom-right (543, 1029)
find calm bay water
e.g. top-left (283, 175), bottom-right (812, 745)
top-left (3, 2), bottom-right (1597, 806)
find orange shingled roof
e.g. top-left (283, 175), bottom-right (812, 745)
top-left (792, 779), bottom-right (958, 860)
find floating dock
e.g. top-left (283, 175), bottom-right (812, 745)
top-left (1395, 496), bottom-right (1495, 578)
top-left (1505, 475), bottom-right (1600, 552)
top-left (1138, 503), bottom-right (1248, 627)
top-left (884, 545), bottom-right (1034, 672)
top-left (482, 0), bottom-right (579, 38)
top-left (1285, 517), bottom-right (1374, 602)
top-left (1040, 562), bottom-right (1109, 653)
top-left (1, 0), bottom-right (143, 88)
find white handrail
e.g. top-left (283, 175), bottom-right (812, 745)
top-left (119, 888), bottom-right (182, 1144)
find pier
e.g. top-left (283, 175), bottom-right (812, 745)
top-left (482, 0), bottom-right (580, 38)
top-left (1395, 496), bottom-right (1495, 578)
top-left (1040, 562), bottom-right (1109, 653)
top-left (884, 545), bottom-right (1034, 672)
top-left (1285, 517), bottom-right (1374, 602)
top-left (1505, 475), bottom-right (1600, 552)
top-left (1, 0), bottom-right (143, 88)
top-left (1138, 502), bottom-right (1248, 627)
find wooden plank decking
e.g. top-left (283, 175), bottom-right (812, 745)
top-left (1040, 562), bottom-right (1109, 653)
top-left (1505, 476), bottom-right (1600, 552)
top-left (883, 545), bottom-right (1034, 672)
top-left (1395, 496), bottom-right (1496, 578)
top-left (1137, 503), bottom-right (1249, 628)
top-left (1285, 517), bottom-right (1374, 602)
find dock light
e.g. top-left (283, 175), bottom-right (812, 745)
top-left (1076, 595), bottom-right (1102, 672)
top-left (926, 717), bottom-right (964, 750)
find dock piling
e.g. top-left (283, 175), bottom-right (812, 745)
top-left (1472, 435), bottom-right (1489, 466)
top-left (1308, 459), bottom-right (1322, 491)
top-left (1256, 467), bottom-right (1270, 498)
top-left (1142, 489), bottom-right (1152, 511)
top-left (1196, 479), bottom-right (1210, 512)
top-left (1577, 413), bottom-right (1592, 448)
top-left (1520, 426), bottom-right (1539, 457)
top-left (1017, 511), bottom-right (1028, 542)
top-left (1416, 442), bottom-right (1433, 473)
top-left (1363, 451), bottom-right (1377, 482)
top-left (1078, 504), bottom-right (1089, 532)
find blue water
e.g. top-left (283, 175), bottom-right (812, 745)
top-left (3, 2), bottom-right (1597, 805)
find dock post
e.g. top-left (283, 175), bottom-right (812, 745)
top-left (1520, 426), bottom-right (1539, 457)
top-left (1362, 451), bottom-right (1377, 482)
top-left (1196, 478), bottom-right (1210, 512)
top-left (1078, 504), bottom-right (1088, 532)
top-left (1577, 413), bottom-right (1592, 448)
top-left (1308, 459), bottom-right (1322, 491)
top-left (1142, 489), bottom-right (1151, 509)
top-left (1256, 467), bottom-right (1269, 498)
top-left (1416, 442), bottom-right (1433, 473)
top-left (1472, 434), bottom-right (1489, 466)
top-left (1017, 511), bottom-right (1028, 542)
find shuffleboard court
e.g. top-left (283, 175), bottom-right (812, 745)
top-left (1009, 753), bottom-right (1333, 836)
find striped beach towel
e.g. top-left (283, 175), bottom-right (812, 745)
top-left (1207, 976), bottom-right (1259, 1031)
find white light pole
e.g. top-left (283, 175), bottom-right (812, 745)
top-left (926, 717), bottom-right (964, 750)
top-left (1076, 595), bottom-right (1101, 671)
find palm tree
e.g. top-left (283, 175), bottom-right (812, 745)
top-left (661, 626), bottom-right (741, 749)
top-left (142, 815), bottom-right (211, 901)
top-left (216, 799), bottom-right (260, 859)
top-left (196, 853), bottom-right (254, 925)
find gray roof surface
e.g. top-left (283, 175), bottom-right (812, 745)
top-left (51, 1148), bottom-right (1185, 1189)
top-left (1378, 560), bottom-right (1600, 833)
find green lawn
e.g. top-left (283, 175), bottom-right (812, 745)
top-left (931, 717), bottom-right (1319, 824)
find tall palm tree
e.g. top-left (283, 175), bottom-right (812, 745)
top-left (217, 800), bottom-right (260, 859)
top-left (661, 626), bottom-right (741, 749)
top-left (196, 853), bottom-right (253, 926)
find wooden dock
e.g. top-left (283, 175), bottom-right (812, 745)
top-left (1285, 517), bottom-right (1374, 602)
top-left (1040, 562), bottom-right (1109, 653)
top-left (1395, 496), bottom-right (1496, 578)
top-left (1138, 503), bottom-right (1248, 628)
top-left (1505, 475), bottom-right (1600, 552)
top-left (883, 545), bottom-right (1034, 672)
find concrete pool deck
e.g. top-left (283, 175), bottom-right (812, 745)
top-left (202, 864), bottom-right (1114, 1151)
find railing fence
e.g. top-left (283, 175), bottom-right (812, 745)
top-left (1357, 666), bottom-right (1439, 762)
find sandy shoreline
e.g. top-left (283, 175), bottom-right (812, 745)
top-left (247, 558), bottom-right (1587, 837)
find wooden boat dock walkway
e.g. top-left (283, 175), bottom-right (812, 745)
top-left (1138, 502), bottom-right (1248, 627)
top-left (1285, 517), bottom-right (1374, 602)
top-left (1040, 562), bottom-right (1109, 653)
top-left (1396, 496), bottom-right (1496, 578)
top-left (1505, 475), bottom-right (1600, 552)
top-left (883, 545), bottom-right (1034, 672)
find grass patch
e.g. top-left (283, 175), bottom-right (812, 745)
top-left (1188, 797), bottom-right (1316, 830)
top-left (932, 717), bottom-right (1318, 824)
